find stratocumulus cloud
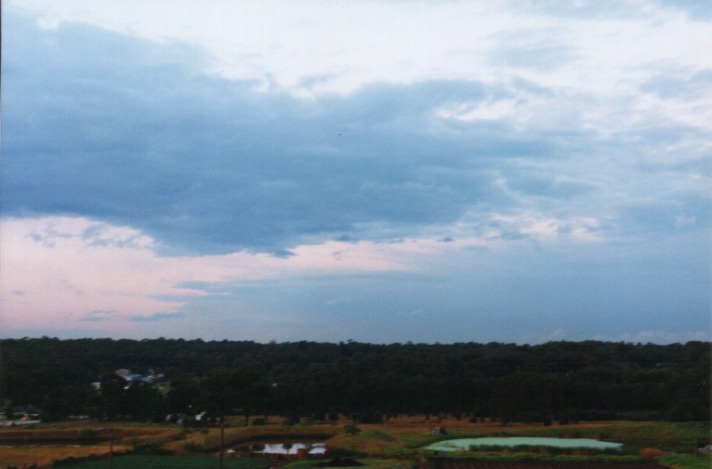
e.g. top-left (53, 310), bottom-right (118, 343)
top-left (1, 0), bottom-right (710, 342)
top-left (0, 216), bottom-right (414, 326)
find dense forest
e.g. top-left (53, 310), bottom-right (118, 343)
top-left (1, 338), bottom-right (709, 424)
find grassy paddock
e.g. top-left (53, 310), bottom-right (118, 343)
top-left (286, 458), bottom-right (417, 468)
top-left (58, 454), bottom-right (270, 468)
top-left (1, 418), bottom-right (708, 468)
top-left (0, 444), bottom-right (131, 468)
top-left (658, 453), bottom-right (712, 469)
top-left (425, 450), bottom-right (643, 464)
top-left (327, 420), bottom-right (710, 459)
top-left (164, 423), bottom-right (339, 453)
top-left (0, 422), bottom-right (183, 445)
top-left (500, 421), bottom-right (709, 453)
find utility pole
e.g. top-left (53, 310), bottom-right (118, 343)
top-left (108, 427), bottom-right (114, 469)
top-left (219, 416), bottom-right (224, 469)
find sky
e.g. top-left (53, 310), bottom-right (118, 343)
top-left (1, 0), bottom-right (710, 344)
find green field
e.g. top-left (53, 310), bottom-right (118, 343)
top-left (658, 453), bottom-right (712, 469)
top-left (15, 419), bottom-right (710, 469)
top-left (61, 454), bottom-right (415, 468)
top-left (61, 454), bottom-right (270, 469)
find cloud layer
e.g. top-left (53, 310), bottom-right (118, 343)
top-left (1, 0), bottom-right (710, 343)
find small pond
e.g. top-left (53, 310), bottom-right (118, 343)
top-left (248, 442), bottom-right (327, 456)
top-left (425, 437), bottom-right (622, 452)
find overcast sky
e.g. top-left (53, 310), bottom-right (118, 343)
top-left (1, 0), bottom-right (710, 344)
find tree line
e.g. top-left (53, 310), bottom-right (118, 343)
top-left (1, 338), bottom-right (709, 423)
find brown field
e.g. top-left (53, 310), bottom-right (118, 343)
top-left (0, 417), bottom-right (707, 468)
top-left (0, 424), bottom-right (182, 445)
top-left (0, 422), bottom-right (181, 468)
top-left (0, 444), bottom-right (131, 468)
top-left (164, 415), bottom-right (578, 454)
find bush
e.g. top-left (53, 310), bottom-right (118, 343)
top-left (344, 424), bottom-right (361, 435)
top-left (183, 442), bottom-right (206, 452)
top-left (133, 442), bottom-right (164, 454)
top-left (282, 416), bottom-right (298, 426)
top-left (251, 417), bottom-right (267, 426)
top-left (354, 410), bottom-right (383, 424)
top-left (362, 429), bottom-right (395, 441)
top-left (640, 447), bottom-right (664, 460)
top-left (516, 411), bottom-right (544, 423)
top-left (78, 428), bottom-right (97, 444)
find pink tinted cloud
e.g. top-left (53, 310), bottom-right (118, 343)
top-left (0, 216), bottom-right (413, 331)
top-left (0, 212), bottom-right (603, 333)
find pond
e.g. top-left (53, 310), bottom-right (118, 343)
top-left (425, 437), bottom-right (622, 452)
top-left (248, 442), bottom-right (327, 456)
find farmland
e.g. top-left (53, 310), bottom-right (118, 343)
top-left (1, 339), bottom-right (709, 467)
top-left (0, 417), bottom-right (708, 468)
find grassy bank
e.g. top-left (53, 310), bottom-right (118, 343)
top-left (54, 454), bottom-right (270, 468)
top-left (1, 418), bottom-right (708, 468)
top-left (658, 453), bottom-right (711, 469)
top-left (0, 444), bottom-right (132, 468)
top-left (162, 423), bottom-right (340, 454)
top-left (500, 421), bottom-right (709, 453)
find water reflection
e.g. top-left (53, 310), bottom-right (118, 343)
top-left (251, 442), bottom-right (326, 455)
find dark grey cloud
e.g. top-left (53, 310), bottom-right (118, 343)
top-left (2, 14), bottom-right (564, 254)
top-left (2, 12), bottom-right (707, 261)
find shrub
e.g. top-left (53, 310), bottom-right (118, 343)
top-left (78, 428), bottom-right (97, 444)
top-left (516, 411), bottom-right (544, 423)
top-left (344, 424), bottom-right (361, 435)
top-left (282, 416), bottom-right (298, 426)
top-left (362, 429), bottom-right (395, 441)
top-left (354, 410), bottom-right (383, 424)
top-left (640, 447), bottom-right (664, 460)
top-left (133, 442), bottom-right (164, 454)
top-left (183, 442), bottom-right (206, 452)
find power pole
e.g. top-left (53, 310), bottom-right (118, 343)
top-left (219, 416), bottom-right (224, 469)
top-left (108, 427), bottom-right (114, 469)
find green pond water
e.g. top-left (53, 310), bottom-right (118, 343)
top-left (425, 437), bottom-right (622, 452)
